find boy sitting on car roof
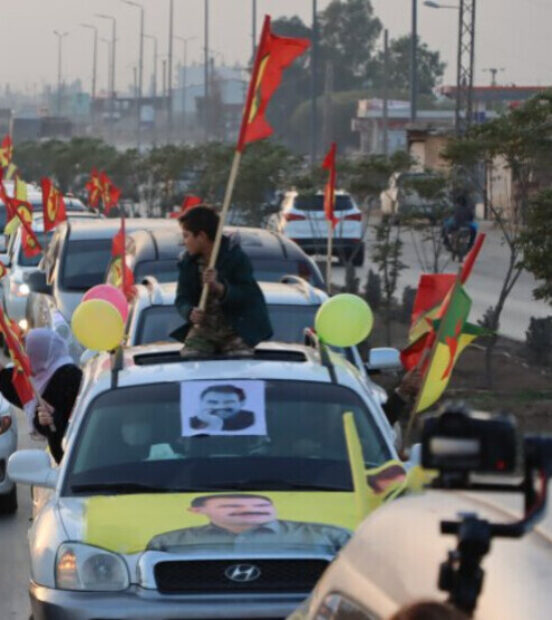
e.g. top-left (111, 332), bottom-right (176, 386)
top-left (172, 205), bottom-right (273, 357)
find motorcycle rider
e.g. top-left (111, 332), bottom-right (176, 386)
top-left (442, 189), bottom-right (477, 253)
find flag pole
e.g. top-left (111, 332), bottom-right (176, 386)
top-left (326, 220), bottom-right (333, 294)
top-left (402, 272), bottom-right (463, 452)
top-left (198, 15), bottom-right (271, 312)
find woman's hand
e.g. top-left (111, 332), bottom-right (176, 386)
top-left (37, 401), bottom-right (54, 428)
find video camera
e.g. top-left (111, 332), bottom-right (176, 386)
top-left (421, 403), bottom-right (552, 616)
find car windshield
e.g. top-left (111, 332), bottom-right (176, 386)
top-left (61, 238), bottom-right (113, 291)
top-left (18, 231), bottom-right (52, 267)
top-left (64, 380), bottom-right (391, 495)
top-left (293, 194), bottom-right (353, 212)
top-left (134, 304), bottom-right (319, 345)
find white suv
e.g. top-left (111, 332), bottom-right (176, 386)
top-left (267, 190), bottom-right (365, 266)
top-left (9, 341), bottom-right (409, 619)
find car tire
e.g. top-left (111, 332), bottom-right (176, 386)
top-left (0, 485), bottom-right (17, 515)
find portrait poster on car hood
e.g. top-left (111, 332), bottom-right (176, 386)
top-left (180, 379), bottom-right (267, 436)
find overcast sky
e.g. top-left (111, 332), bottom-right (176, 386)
top-left (1, 0), bottom-right (550, 95)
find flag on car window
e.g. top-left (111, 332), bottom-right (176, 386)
top-left (0, 308), bottom-right (34, 405)
top-left (322, 142), bottom-right (338, 229)
top-left (0, 135), bottom-right (13, 168)
top-left (85, 168), bottom-right (102, 209)
top-left (41, 178), bottom-right (67, 232)
top-left (237, 16), bottom-right (310, 150)
top-left (99, 171), bottom-right (121, 215)
top-left (413, 282), bottom-right (473, 414)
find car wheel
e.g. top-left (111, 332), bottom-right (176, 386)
top-left (0, 485), bottom-right (17, 515)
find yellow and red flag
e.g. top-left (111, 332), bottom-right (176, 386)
top-left (99, 171), bottom-right (121, 215)
top-left (109, 217), bottom-right (134, 300)
top-left (237, 15), bottom-right (310, 151)
top-left (85, 168), bottom-right (102, 209)
top-left (0, 307), bottom-right (34, 405)
top-left (41, 178), bottom-right (67, 232)
top-left (0, 135), bottom-right (13, 168)
top-left (322, 142), bottom-right (338, 229)
top-left (169, 195), bottom-right (202, 219)
top-left (11, 198), bottom-right (42, 258)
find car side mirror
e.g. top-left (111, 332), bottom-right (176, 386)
top-left (365, 347), bottom-right (402, 373)
top-left (27, 270), bottom-right (53, 295)
top-left (8, 450), bottom-right (58, 489)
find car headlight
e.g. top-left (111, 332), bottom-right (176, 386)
top-left (56, 543), bottom-right (130, 591)
top-left (10, 281), bottom-right (30, 297)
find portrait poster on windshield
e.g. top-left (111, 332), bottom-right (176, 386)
top-left (180, 379), bottom-right (267, 436)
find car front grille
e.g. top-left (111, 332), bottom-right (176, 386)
top-left (154, 558), bottom-right (329, 594)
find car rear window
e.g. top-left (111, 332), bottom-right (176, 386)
top-left (293, 194), bottom-right (353, 212)
top-left (60, 238), bottom-right (113, 291)
top-left (250, 257), bottom-right (325, 289)
top-left (64, 380), bottom-right (391, 495)
top-left (134, 260), bottom-right (179, 283)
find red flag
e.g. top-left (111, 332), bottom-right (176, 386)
top-left (0, 261), bottom-right (8, 279)
top-left (410, 273), bottom-right (457, 329)
top-left (99, 171), bottom-right (121, 215)
top-left (169, 195), bottom-right (203, 219)
top-left (322, 142), bottom-right (338, 229)
top-left (0, 135), bottom-right (13, 168)
top-left (85, 168), bottom-right (102, 209)
top-left (11, 199), bottom-right (42, 258)
top-left (237, 16), bottom-right (310, 151)
top-left (460, 233), bottom-right (486, 284)
top-left (41, 178), bottom-right (67, 232)
top-left (110, 217), bottom-right (134, 300)
top-left (0, 308), bottom-right (34, 405)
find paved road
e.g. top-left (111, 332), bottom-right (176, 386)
top-left (0, 408), bottom-right (34, 620)
top-left (332, 220), bottom-right (550, 341)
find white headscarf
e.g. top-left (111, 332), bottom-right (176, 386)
top-left (23, 328), bottom-right (74, 432)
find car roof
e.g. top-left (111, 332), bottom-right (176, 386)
top-left (134, 278), bottom-right (327, 307)
top-left (336, 489), bottom-right (552, 619)
top-left (61, 217), bottom-right (171, 241)
top-left (126, 225), bottom-right (308, 262)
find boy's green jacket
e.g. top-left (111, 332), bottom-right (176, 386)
top-left (171, 235), bottom-right (274, 346)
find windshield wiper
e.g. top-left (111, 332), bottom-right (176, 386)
top-left (70, 482), bottom-right (175, 494)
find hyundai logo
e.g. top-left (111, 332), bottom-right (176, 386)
top-left (224, 563), bottom-right (262, 583)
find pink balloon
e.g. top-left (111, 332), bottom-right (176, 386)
top-left (83, 284), bottom-right (129, 322)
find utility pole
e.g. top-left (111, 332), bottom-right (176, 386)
top-left (204, 0), bottom-right (209, 141)
top-left (383, 29), bottom-right (389, 156)
top-left (175, 36), bottom-right (196, 143)
top-left (96, 14), bottom-right (117, 136)
top-left (455, 0), bottom-right (477, 135)
top-left (410, 0), bottom-right (418, 122)
top-left (122, 1), bottom-right (144, 151)
top-left (310, 0), bottom-right (318, 166)
top-left (252, 0), bottom-right (257, 58)
top-left (53, 31), bottom-right (68, 116)
top-left (168, 0), bottom-right (174, 144)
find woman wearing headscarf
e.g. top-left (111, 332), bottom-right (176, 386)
top-left (0, 328), bottom-right (83, 463)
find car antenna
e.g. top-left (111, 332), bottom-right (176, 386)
top-left (304, 327), bottom-right (337, 384)
top-left (110, 345), bottom-right (124, 388)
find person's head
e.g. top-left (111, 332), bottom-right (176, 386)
top-left (120, 409), bottom-right (152, 447)
top-left (189, 494), bottom-right (276, 531)
top-left (179, 205), bottom-right (219, 256)
top-left (389, 600), bottom-right (468, 620)
top-left (25, 328), bottom-right (70, 376)
top-left (199, 384), bottom-right (246, 420)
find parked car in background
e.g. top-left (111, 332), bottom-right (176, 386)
top-left (0, 393), bottom-right (17, 514)
top-left (9, 339), bottom-right (407, 619)
top-left (380, 171), bottom-right (451, 222)
top-left (105, 225), bottom-right (326, 290)
top-left (267, 190), bottom-right (365, 266)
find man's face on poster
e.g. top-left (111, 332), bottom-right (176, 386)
top-left (200, 389), bottom-right (244, 420)
top-left (191, 497), bottom-right (277, 530)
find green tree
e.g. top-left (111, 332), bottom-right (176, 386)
top-left (372, 35), bottom-right (446, 95)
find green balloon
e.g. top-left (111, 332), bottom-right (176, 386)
top-left (315, 294), bottom-right (374, 347)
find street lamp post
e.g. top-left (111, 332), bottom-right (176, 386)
top-left (100, 37), bottom-right (112, 97)
top-left (144, 34), bottom-right (158, 147)
top-left (175, 36), bottom-right (196, 142)
top-left (53, 31), bottom-right (68, 117)
top-left (96, 14), bottom-right (117, 134)
top-left (167, 0), bottom-right (174, 144)
top-left (122, 1), bottom-right (145, 151)
top-left (80, 25), bottom-right (97, 102)
top-left (252, 0), bottom-right (257, 58)
top-left (310, 0), bottom-right (318, 166)
top-left (410, 0), bottom-right (418, 122)
top-left (204, 0), bottom-right (209, 141)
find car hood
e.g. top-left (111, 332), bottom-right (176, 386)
top-left (58, 492), bottom-right (359, 556)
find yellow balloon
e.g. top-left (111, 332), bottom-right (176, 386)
top-left (315, 294), bottom-right (374, 347)
top-left (71, 299), bottom-right (124, 351)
